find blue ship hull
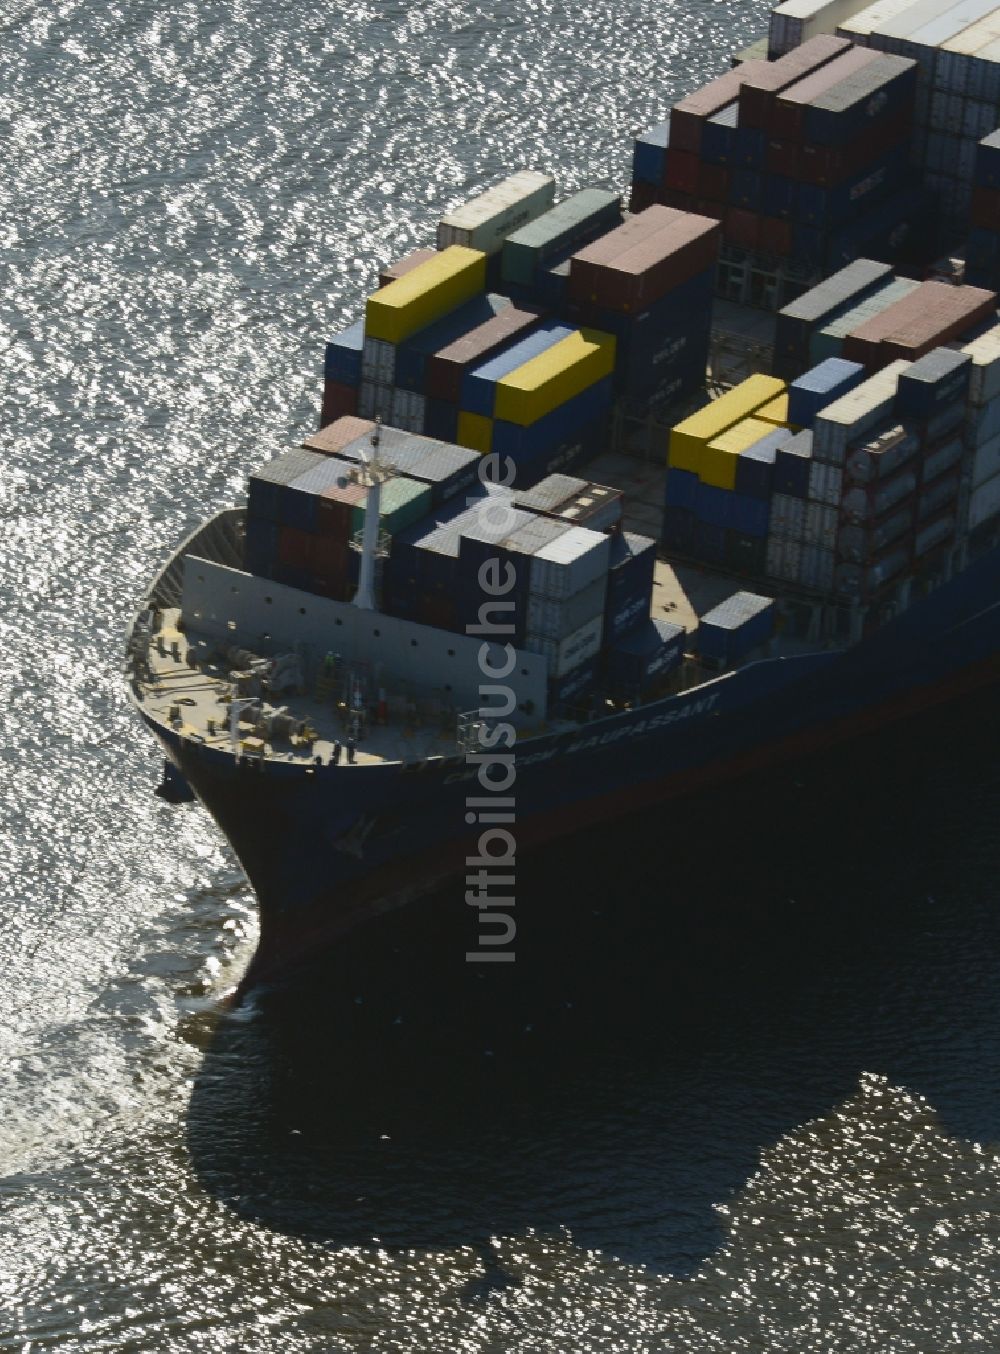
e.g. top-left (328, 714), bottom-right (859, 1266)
top-left (148, 540), bottom-right (1000, 988)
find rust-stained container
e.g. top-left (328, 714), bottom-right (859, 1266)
top-left (737, 33), bottom-right (853, 129)
top-left (843, 283), bottom-right (998, 370)
top-left (424, 302), bottom-right (544, 405)
top-left (670, 65), bottom-right (761, 155)
top-left (770, 46), bottom-right (881, 141)
top-left (568, 210), bottom-right (721, 314)
top-left (302, 415), bottom-right (376, 457)
top-left (378, 249), bottom-right (436, 288)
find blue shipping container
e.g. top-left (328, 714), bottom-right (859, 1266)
top-left (632, 120), bottom-right (671, 186)
top-left (604, 531), bottom-right (656, 643)
top-left (734, 427), bottom-right (792, 500)
top-left (394, 294), bottom-right (508, 394)
top-left (491, 377), bottom-right (613, 464)
top-left (701, 103), bottom-right (738, 166)
top-left (324, 319), bottom-right (365, 384)
top-left (788, 358), bottom-right (866, 428)
top-left (773, 430), bottom-right (813, 499)
top-left (698, 590), bottom-right (775, 662)
top-left (244, 517), bottom-right (279, 577)
top-left (795, 144), bottom-right (909, 229)
top-left (662, 504), bottom-right (696, 553)
top-left (424, 397), bottom-right (459, 443)
top-left (606, 618), bottom-right (685, 694)
top-left (664, 466), bottom-right (699, 511)
top-left (896, 349), bottom-right (972, 422)
top-left (461, 321), bottom-right (576, 416)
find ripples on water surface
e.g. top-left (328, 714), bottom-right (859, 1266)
top-left (3, 0), bottom-right (1000, 1348)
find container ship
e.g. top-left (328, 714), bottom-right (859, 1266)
top-left (126, 0), bottom-right (1000, 988)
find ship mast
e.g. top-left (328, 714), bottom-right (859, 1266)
top-left (349, 418), bottom-right (393, 612)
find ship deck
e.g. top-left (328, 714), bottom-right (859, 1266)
top-left (136, 608), bottom-right (485, 769)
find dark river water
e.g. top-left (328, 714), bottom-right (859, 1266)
top-left (4, 1), bottom-right (1000, 1349)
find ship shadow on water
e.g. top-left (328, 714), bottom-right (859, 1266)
top-left (186, 692), bottom-right (1000, 1276)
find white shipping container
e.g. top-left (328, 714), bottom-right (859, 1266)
top-left (361, 338), bottom-right (396, 385)
top-left (769, 0), bottom-right (875, 54)
top-left (529, 526), bottom-right (611, 600)
top-left (526, 577), bottom-right (607, 642)
top-left (963, 327), bottom-right (1000, 406)
top-left (973, 431), bottom-right (1000, 488)
top-left (804, 500), bottom-right (839, 549)
top-left (390, 387), bottom-right (426, 433)
top-left (814, 360), bottom-right (911, 465)
top-left (358, 380), bottom-right (393, 421)
top-left (808, 460), bottom-right (844, 506)
top-left (837, 0), bottom-right (923, 43)
top-left (436, 171), bottom-right (555, 255)
top-left (532, 614), bottom-right (604, 678)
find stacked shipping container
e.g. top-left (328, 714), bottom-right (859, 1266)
top-left (629, 36), bottom-right (925, 306)
top-left (837, 0), bottom-right (1000, 241)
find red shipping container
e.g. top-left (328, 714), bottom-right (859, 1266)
top-left (278, 526), bottom-right (316, 572)
top-left (568, 210), bottom-right (721, 313)
top-left (303, 415), bottom-right (375, 456)
top-left (659, 187), bottom-right (698, 211)
top-left (316, 480), bottom-right (366, 537)
top-left (664, 149), bottom-right (700, 196)
top-left (379, 248), bottom-right (436, 288)
top-left (694, 197), bottom-right (726, 221)
top-left (628, 181), bottom-right (659, 214)
top-left (798, 105), bottom-right (911, 187)
top-left (424, 302), bottom-right (544, 404)
top-left (737, 34), bottom-right (852, 130)
top-left (843, 282), bottom-right (997, 370)
top-left (765, 139), bottom-right (802, 178)
top-left (770, 47), bottom-right (882, 142)
top-left (972, 186), bottom-right (1000, 231)
top-left (312, 532), bottom-right (350, 581)
top-left (321, 380), bottom-right (359, 428)
top-left (724, 208), bottom-right (761, 252)
top-left (759, 216), bottom-right (792, 256)
top-left (670, 64), bottom-right (763, 155)
top-left (697, 162), bottom-right (730, 202)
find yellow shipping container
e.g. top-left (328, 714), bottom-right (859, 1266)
top-left (457, 411), bottom-right (493, 454)
top-left (668, 374), bottom-right (785, 470)
top-left (756, 393), bottom-right (790, 426)
top-left (365, 246), bottom-right (487, 344)
top-left (701, 418), bottom-right (775, 490)
top-left (493, 328), bottom-right (616, 427)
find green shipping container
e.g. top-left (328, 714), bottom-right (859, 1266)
top-left (350, 476), bottom-right (433, 538)
top-left (501, 189), bottom-right (622, 290)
